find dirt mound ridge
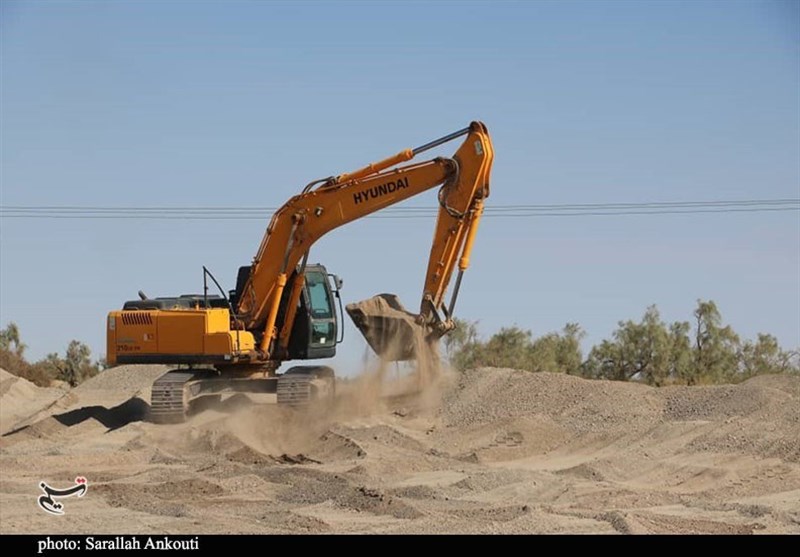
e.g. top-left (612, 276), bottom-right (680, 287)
top-left (438, 368), bottom-right (800, 469)
top-left (74, 365), bottom-right (169, 395)
top-left (2, 365), bottom-right (799, 534)
top-left (0, 368), bottom-right (66, 434)
top-left (1, 365), bottom-right (166, 438)
top-left (441, 368), bottom-right (662, 431)
top-left (444, 368), bottom-right (798, 434)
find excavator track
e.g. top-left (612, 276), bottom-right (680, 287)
top-left (149, 370), bottom-right (215, 423)
top-left (150, 371), bottom-right (195, 423)
top-left (149, 368), bottom-right (335, 422)
top-left (276, 374), bottom-right (315, 406)
top-left (277, 366), bottom-right (336, 407)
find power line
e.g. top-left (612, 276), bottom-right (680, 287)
top-left (2, 198), bottom-right (796, 212)
top-left (1, 199), bottom-right (797, 220)
top-left (1, 207), bottom-right (799, 220)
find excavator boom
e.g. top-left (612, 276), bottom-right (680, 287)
top-left (235, 121), bottom-right (493, 360)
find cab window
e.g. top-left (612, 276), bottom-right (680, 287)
top-left (306, 272), bottom-right (333, 318)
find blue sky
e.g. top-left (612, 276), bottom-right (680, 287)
top-left (1, 0), bottom-right (798, 373)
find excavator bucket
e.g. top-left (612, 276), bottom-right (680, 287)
top-left (346, 294), bottom-right (427, 361)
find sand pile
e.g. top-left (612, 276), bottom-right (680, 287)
top-left (72, 365), bottom-right (169, 397)
top-left (438, 368), bottom-right (799, 463)
top-left (1, 365), bottom-right (798, 534)
top-left (441, 368), bottom-right (661, 430)
top-left (0, 368), bottom-right (66, 434)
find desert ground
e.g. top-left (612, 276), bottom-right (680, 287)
top-left (1, 364), bottom-right (798, 534)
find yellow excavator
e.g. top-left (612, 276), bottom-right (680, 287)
top-left (106, 121), bottom-right (494, 421)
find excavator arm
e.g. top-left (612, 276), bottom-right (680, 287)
top-left (235, 121), bottom-right (494, 359)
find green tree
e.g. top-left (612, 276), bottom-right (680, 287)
top-left (54, 341), bottom-right (100, 387)
top-left (0, 323), bottom-right (55, 385)
top-left (443, 318), bottom-right (482, 371)
top-left (692, 300), bottom-right (740, 384)
top-left (478, 326), bottom-right (534, 370)
top-left (670, 320), bottom-right (694, 383)
top-left (0, 324), bottom-right (104, 387)
top-left (739, 334), bottom-right (797, 378)
top-left (558, 323), bottom-right (586, 375)
top-left (443, 318), bottom-right (479, 358)
top-left (527, 323), bottom-right (585, 374)
top-left (446, 321), bottom-right (584, 374)
top-left (442, 302), bottom-right (798, 385)
top-left (583, 306), bottom-right (691, 386)
top-left (0, 322), bottom-right (27, 356)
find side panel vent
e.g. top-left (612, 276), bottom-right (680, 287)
top-left (121, 312), bottom-right (154, 326)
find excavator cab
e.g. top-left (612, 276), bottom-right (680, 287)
top-left (230, 263), bottom-right (342, 360)
top-left (289, 264), bottom-right (341, 359)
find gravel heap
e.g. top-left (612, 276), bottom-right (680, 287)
top-left (441, 368), bottom-right (661, 432)
top-left (441, 367), bottom-right (800, 461)
top-left (75, 365), bottom-right (170, 393)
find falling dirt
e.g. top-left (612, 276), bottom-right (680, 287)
top-left (345, 291), bottom-right (453, 414)
top-left (1, 364), bottom-right (798, 534)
